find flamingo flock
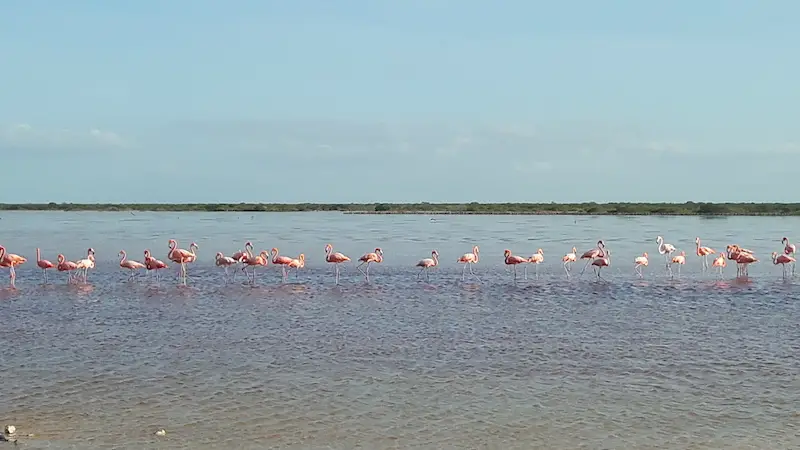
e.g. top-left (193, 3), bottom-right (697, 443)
top-left (0, 236), bottom-right (796, 288)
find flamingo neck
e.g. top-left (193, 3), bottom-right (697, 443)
top-left (432, 252), bottom-right (438, 264)
top-left (37, 248), bottom-right (41, 260)
top-left (120, 251), bottom-right (127, 263)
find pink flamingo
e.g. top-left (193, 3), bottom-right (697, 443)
top-left (457, 245), bottom-right (480, 281)
top-left (215, 252), bottom-right (239, 282)
top-left (167, 239), bottom-right (198, 285)
top-left (504, 249), bottom-right (528, 282)
top-left (711, 252), bottom-right (726, 276)
top-left (591, 249), bottom-right (611, 279)
top-left (695, 237), bottom-right (716, 271)
top-left (781, 237), bottom-right (796, 275)
top-left (527, 249), bottom-right (544, 279)
top-left (357, 247), bottom-right (383, 281)
top-left (241, 250), bottom-right (269, 284)
top-left (74, 248), bottom-right (95, 283)
top-left (57, 254), bottom-right (79, 283)
top-left (633, 252), bottom-right (649, 277)
top-left (144, 249), bottom-right (168, 282)
top-left (579, 240), bottom-right (606, 276)
top-left (727, 245), bottom-right (755, 277)
top-left (271, 248), bottom-right (294, 281)
top-left (324, 243), bottom-right (351, 285)
top-left (36, 248), bottom-right (55, 283)
top-left (671, 250), bottom-right (686, 278)
top-left (415, 250), bottom-right (439, 281)
top-left (562, 246), bottom-right (577, 276)
top-left (286, 253), bottom-right (305, 279)
top-left (0, 246), bottom-right (27, 287)
top-left (656, 236), bottom-right (676, 275)
top-left (771, 251), bottom-right (795, 278)
top-left (119, 250), bottom-right (146, 280)
top-left (231, 242), bottom-right (252, 263)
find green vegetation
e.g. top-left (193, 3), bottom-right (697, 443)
top-left (0, 201), bottom-right (798, 216)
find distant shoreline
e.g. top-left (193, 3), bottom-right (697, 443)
top-left (0, 202), bottom-right (797, 216)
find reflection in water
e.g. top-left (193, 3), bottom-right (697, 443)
top-left (0, 212), bottom-right (799, 449)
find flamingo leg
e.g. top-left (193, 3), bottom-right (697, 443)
top-left (535, 264), bottom-right (539, 280)
top-left (335, 264), bottom-right (340, 284)
top-left (563, 261), bottom-right (570, 277)
top-left (524, 264), bottom-right (528, 280)
top-left (512, 265), bottom-right (517, 282)
top-left (462, 263), bottom-right (467, 281)
top-left (468, 263), bottom-right (480, 282)
top-left (426, 267), bottom-right (430, 282)
top-left (365, 263), bottom-right (370, 282)
top-left (579, 259), bottom-right (592, 276)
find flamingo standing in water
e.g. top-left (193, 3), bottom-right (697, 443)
top-left (231, 242), bottom-right (252, 263)
top-left (695, 237), bottom-right (716, 271)
top-left (57, 254), bottom-right (79, 283)
top-left (579, 240), bottom-right (606, 276)
top-left (562, 247), bottom-right (577, 276)
top-left (324, 244), bottom-right (350, 285)
top-left (781, 237), bottom-right (796, 275)
top-left (771, 251), bottom-right (795, 278)
top-left (74, 248), bottom-right (95, 283)
top-left (144, 250), bottom-right (168, 282)
top-left (656, 236), bottom-right (676, 275)
top-left (0, 246), bottom-right (27, 287)
top-left (591, 249), bottom-right (611, 279)
top-left (167, 239), bottom-right (198, 285)
top-left (457, 245), bottom-right (480, 282)
top-left (503, 249), bottom-right (528, 282)
top-left (215, 252), bottom-right (239, 282)
top-left (271, 248), bottom-right (294, 281)
top-left (286, 253), bottom-right (305, 279)
top-left (119, 250), bottom-right (146, 280)
top-left (36, 248), bottom-right (55, 283)
top-left (633, 252), bottom-right (649, 277)
top-left (528, 249), bottom-right (544, 279)
top-left (671, 251), bottom-right (687, 278)
top-left (711, 252), bottom-right (726, 276)
top-left (357, 247), bottom-right (383, 282)
top-left (415, 250), bottom-right (439, 281)
top-left (241, 250), bottom-right (270, 284)
top-left (727, 245), bottom-right (757, 277)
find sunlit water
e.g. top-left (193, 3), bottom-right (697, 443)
top-left (0, 212), bottom-right (798, 449)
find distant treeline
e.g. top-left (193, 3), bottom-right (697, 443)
top-left (0, 202), bottom-right (799, 216)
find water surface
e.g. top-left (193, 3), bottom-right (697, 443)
top-left (0, 212), bottom-right (798, 449)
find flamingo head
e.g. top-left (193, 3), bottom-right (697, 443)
top-left (57, 254), bottom-right (66, 263)
top-left (695, 237), bottom-right (700, 244)
top-left (259, 250), bottom-right (270, 259)
top-left (537, 248), bottom-right (543, 255)
top-left (324, 243), bottom-right (332, 253)
top-left (473, 245), bottom-right (480, 254)
top-left (298, 253), bottom-right (305, 262)
top-left (656, 236), bottom-right (663, 244)
top-left (215, 252), bottom-right (223, 260)
top-left (432, 249), bottom-right (439, 257)
top-left (168, 239), bottom-right (176, 248)
top-left (375, 247), bottom-right (383, 255)
top-left (503, 249), bottom-right (511, 257)
top-left (144, 249), bottom-right (151, 257)
top-left (88, 248), bottom-right (95, 255)
top-left (782, 237), bottom-right (788, 244)
top-left (190, 242), bottom-right (198, 250)
top-left (245, 241), bottom-right (253, 250)
top-left (271, 247), bottom-right (279, 255)
top-left (597, 240), bottom-right (605, 247)
top-left (772, 251), bottom-right (778, 259)
top-left (572, 247), bottom-right (577, 253)
top-left (118, 250), bottom-right (125, 257)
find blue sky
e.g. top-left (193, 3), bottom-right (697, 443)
top-left (1, 0), bottom-right (798, 203)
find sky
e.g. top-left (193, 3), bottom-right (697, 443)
top-left (1, 0), bottom-right (799, 204)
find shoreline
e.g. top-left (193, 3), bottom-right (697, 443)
top-left (0, 202), bottom-right (798, 216)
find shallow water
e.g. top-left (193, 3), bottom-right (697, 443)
top-left (0, 212), bottom-right (798, 449)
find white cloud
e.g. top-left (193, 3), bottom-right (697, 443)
top-left (0, 123), bottom-right (129, 151)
